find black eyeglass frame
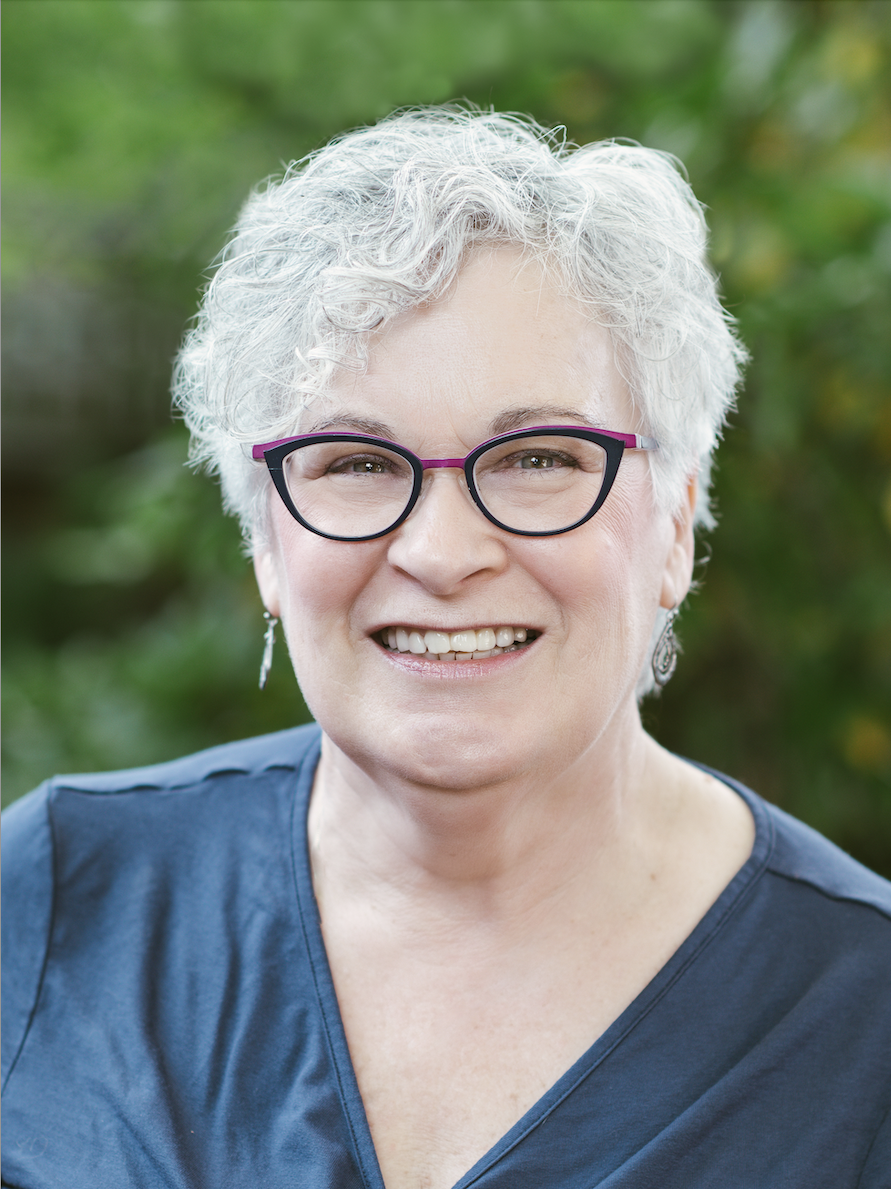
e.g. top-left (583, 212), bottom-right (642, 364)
top-left (251, 425), bottom-right (659, 542)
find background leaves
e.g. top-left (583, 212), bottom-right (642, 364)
top-left (3, 0), bottom-right (890, 870)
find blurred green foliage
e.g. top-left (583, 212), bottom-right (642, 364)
top-left (3, 0), bottom-right (890, 870)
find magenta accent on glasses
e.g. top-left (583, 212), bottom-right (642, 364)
top-left (251, 425), bottom-right (659, 461)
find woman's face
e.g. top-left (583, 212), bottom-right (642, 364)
top-left (255, 248), bottom-right (695, 792)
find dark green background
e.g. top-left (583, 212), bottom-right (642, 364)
top-left (4, 0), bottom-right (890, 871)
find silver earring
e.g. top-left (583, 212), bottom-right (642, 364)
top-left (652, 609), bottom-right (679, 688)
top-left (259, 611), bottom-right (278, 689)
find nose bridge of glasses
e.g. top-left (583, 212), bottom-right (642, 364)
top-left (419, 457), bottom-right (468, 470)
top-left (409, 456), bottom-right (480, 526)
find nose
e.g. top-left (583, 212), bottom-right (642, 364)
top-left (385, 468), bottom-right (508, 594)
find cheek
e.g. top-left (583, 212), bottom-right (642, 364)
top-left (528, 486), bottom-right (668, 658)
top-left (270, 514), bottom-right (383, 642)
top-left (599, 468), bottom-right (674, 591)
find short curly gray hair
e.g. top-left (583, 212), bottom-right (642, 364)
top-left (173, 106), bottom-right (747, 545)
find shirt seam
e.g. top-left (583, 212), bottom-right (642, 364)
top-left (856, 1098), bottom-right (891, 1188)
top-left (287, 741), bottom-right (383, 1189)
top-left (50, 761), bottom-right (301, 797)
top-left (467, 875), bottom-right (773, 1181)
top-left (457, 782), bottom-right (777, 1185)
top-left (763, 866), bottom-right (891, 924)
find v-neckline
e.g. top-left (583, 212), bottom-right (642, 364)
top-left (288, 732), bottom-right (773, 1189)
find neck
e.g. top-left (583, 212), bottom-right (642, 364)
top-left (308, 703), bottom-right (661, 925)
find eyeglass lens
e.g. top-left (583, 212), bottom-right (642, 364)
top-left (280, 434), bottom-right (610, 538)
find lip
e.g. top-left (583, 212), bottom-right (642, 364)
top-left (370, 624), bottom-right (540, 675)
top-left (377, 643), bottom-right (536, 677)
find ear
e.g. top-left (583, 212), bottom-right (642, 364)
top-left (252, 541), bottom-right (282, 619)
top-left (660, 475), bottom-right (697, 610)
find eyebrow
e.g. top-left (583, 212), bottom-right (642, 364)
top-left (304, 405), bottom-right (601, 442)
top-left (304, 413), bottom-right (396, 437)
top-left (488, 406), bottom-right (600, 435)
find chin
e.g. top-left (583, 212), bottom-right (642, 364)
top-left (338, 712), bottom-right (539, 794)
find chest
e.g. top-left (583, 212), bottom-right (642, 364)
top-left (323, 916), bottom-right (685, 1189)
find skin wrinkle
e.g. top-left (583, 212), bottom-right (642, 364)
top-left (308, 730), bottom-right (638, 914)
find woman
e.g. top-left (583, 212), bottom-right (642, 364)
top-left (3, 109), bottom-right (889, 1189)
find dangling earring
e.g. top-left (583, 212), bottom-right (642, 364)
top-left (259, 611), bottom-right (278, 689)
top-left (652, 608), bottom-right (679, 688)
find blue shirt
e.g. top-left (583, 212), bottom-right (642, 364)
top-left (3, 723), bottom-right (890, 1188)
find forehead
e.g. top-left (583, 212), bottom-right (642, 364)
top-left (313, 247), bottom-right (634, 441)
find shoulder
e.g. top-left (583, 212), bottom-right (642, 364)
top-left (704, 770), bottom-right (889, 936)
top-left (763, 799), bottom-right (891, 921)
top-left (695, 763), bottom-right (891, 924)
top-left (2, 720), bottom-right (323, 901)
top-left (1, 724), bottom-right (322, 1087)
top-left (20, 721), bottom-right (323, 799)
top-left (2, 721), bottom-right (322, 881)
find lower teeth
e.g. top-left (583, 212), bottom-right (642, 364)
top-left (383, 639), bottom-right (529, 660)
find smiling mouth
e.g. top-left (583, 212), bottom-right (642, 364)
top-left (375, 625), bottom-right (538, 662)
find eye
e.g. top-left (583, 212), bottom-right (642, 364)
top-left (521, 452), bottom-right (560, 470)
top-left (505, 450), bottom-right (578, 470)
top-left (328, 453), bottom-right (403, 476)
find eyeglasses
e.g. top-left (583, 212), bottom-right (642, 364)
top-left (251, 425), bottom-right (659, 541)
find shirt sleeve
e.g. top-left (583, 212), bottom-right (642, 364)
top-left (1, 784), bottom-right (55, 1091)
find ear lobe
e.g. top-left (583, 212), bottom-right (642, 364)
top-left (253, 543), bottom-right (282, 619)
top-left (660, 476), bottom-right (697, 611)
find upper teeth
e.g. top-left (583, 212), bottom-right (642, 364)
top-left (384, 625), bottom-right (530, 660)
